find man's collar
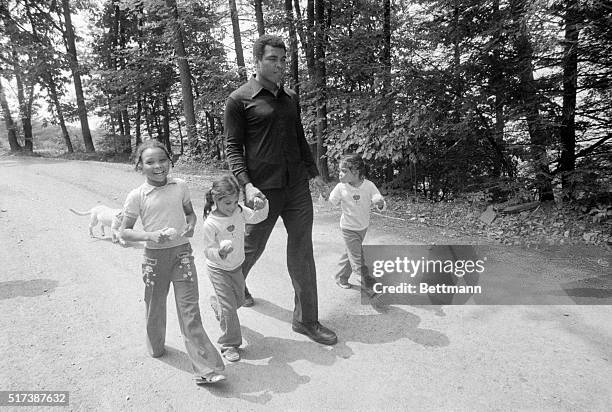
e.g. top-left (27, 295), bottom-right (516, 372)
top-left (249, 75), bottom-right (287, 99)
top-left (143, 176), bottom-right (178, 195)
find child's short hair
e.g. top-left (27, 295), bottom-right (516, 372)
top-left (134, 140), bottom-right (173, 171)
top-left (340, 153), bottom-right (366, 179)
top-left (203, 174), bottom-right (241, 218)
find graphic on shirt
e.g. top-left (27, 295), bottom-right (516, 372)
top-left (227, 224), bottom-right (235, 232)
top-left (353, 194), bottom-right (361, 202)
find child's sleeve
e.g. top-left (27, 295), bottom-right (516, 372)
top-left (123, 189), bottom-right (140, 219)
top-left (328, 183), bottom-right (342, 206)
top-left (370, 182), bottom-right (386, 210)
top-left (202, 220), bottom-right (222, 262)
top-left (178, 179), bottom-right (191, 206)
top-left (240, 200), bottom-right (269, 224)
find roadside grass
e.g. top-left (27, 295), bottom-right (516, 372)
top-left (2, 121), bottom-right (609, 251)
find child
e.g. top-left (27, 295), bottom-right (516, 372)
top-left (202, 174), bottom-right (269, 362)
top-left (120, 140), bottom-right (226, 385)
top-left (328, 153), bottom-right (386, 289)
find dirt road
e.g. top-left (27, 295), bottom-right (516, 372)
top-left (1, 156), bottom-right (610, 411)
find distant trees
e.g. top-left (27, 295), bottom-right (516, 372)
top-left (1, 0), bottom-right (609, 203)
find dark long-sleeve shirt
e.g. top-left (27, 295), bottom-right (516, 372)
top-left (224, 77), bottom-right (319, 190)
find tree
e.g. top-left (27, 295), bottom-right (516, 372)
top-left (254, 0), bottom-right (265, 36)
top-left (313, 0), bottom-right (330, 179)
top-left (284, 0), bottom-right (299, 93)
top-left (61, 0), bottom-right (94, 152)
top-left (510, 0), bottom-right (554, 201)
top-left (228, 0), bottom-right (247, 81)
top-left (165, 0), bottom-right (198, 149)
top-left (0, 75), bottom-right (21, 151)
top-left (558, 0), bottom-right (579, 193)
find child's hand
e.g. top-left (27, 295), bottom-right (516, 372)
top-left (377, 200), bottom-right (387, 212)
top-left (252, 196), bottom-right (265, 211)
top-left (149, 229), bottom-right (168, 243)
top-left (372, 195), bottom-right (386, 211)
top-left (219, 239), bottom-right (234, 259)
top-left (180, 223), bottom-right (195, 238)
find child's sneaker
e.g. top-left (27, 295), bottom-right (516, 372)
top-left (336, 280), bottom-right (351, 289)
top-left (222, 347), bottom-right (240, 362)
top-left (195, 372), bottom-right (226, 385)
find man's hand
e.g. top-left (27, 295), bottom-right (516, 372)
top-left (180, 223), bottom-right (195, 238)
top-left (312, 175), bottom-right (327, 194)
top-left (245, 183), bottom-right (266, 209)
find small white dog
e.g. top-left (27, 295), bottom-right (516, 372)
top-left (69, 205), bottom-right (125, 245)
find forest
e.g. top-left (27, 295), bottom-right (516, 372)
top-left (1, 0), bottom-right (610, 213)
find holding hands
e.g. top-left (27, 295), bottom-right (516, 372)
top-left (245, 183), bottom-right (267, 210)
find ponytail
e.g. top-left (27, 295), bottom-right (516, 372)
top-left (203, 190), bottom-right (215, 218)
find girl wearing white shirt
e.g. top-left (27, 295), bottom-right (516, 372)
top-left (202, 175), bottom-right (268, 362)
top-left (328, 154), bottom-right (385, 289)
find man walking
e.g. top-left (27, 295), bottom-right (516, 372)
top-left (223, 34), bottom-right (337, 345)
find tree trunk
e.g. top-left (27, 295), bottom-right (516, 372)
top-left (14, 66), bottom-right (33, 152)
top-left (122, 109), bottom-right (131, 153)
top-left (253, 0), bottom-right (265, 36)
top-left (135, 96), bottom-right (142, 147)
top-left (0, 78), bottom-right (21, 152)
top-left (382, 0), bottom-right (393, 181)
top-left (313, 0), bottom-right (329, 180)
top-left (228, 0), bottom-right (247, 81)
top-left (166, 0), bottom-right (198, 149)
top-left (304, 0), bottom-right (316, 79)
top-left (559, 0), bottom-right (579, 194)
top-left (169, 98), bottom-right (184, 154)
top-left (285, 0), bottom-right (299, 94)
top-left (46, 75), bottom-right (74, 153)
top-left (61, 0), bottom-right (95, 152)
top-left (511, 0), bottom-right (554, 201)
top-left (162, 95), bottom-right (172, 153)
top-left (490, 0), bottom-right (512, 178)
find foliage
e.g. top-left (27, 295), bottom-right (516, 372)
top-left (1, 0), bottom-right (610, 205)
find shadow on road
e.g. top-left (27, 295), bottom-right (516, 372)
top-left (0, 279), bottom-right (59, 300)
top-left (561, 274), bottom-right (612, 304)
top-left (156, 345), bottom-right (193, 374)
top-left (151, 298), bottom-right (449, 404)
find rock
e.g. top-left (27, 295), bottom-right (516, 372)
top-left (479, 206), bottom-right (497, 225)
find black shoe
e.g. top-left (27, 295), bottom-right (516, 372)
top-left (243, 294), bottom-right (254, 307)
top-left (292, 321), bottom-right (338, 345)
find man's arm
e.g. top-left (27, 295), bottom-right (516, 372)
top-left (224, 96), bottom-right (251, 187)
top-left (224, 95), bottom-right (266, 206)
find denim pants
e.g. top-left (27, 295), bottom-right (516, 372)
top-left (207, 264), bottom-right (245, 350)
top-left (142, 243), bottom-right (224, 376)
top-left (335, 227), bottom-right (368, 285)
top-left (242, 179), bottom-right (319, 324)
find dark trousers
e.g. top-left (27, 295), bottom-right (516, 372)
top-left (242, 179), bottom-right (319, 324)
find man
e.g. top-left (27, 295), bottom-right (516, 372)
top-left (223, 34), bottom-right (337, 346)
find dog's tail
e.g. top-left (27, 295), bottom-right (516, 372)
top-left (69, 208), bottom-right (91, 216)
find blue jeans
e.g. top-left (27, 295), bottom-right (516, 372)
top-left (242, 179), bottom-right (319, 324)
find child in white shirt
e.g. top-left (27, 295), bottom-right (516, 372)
top-left (328, 154), bottom-right (385, 289)
top-left (202, 174), bottom-right (268, 362)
